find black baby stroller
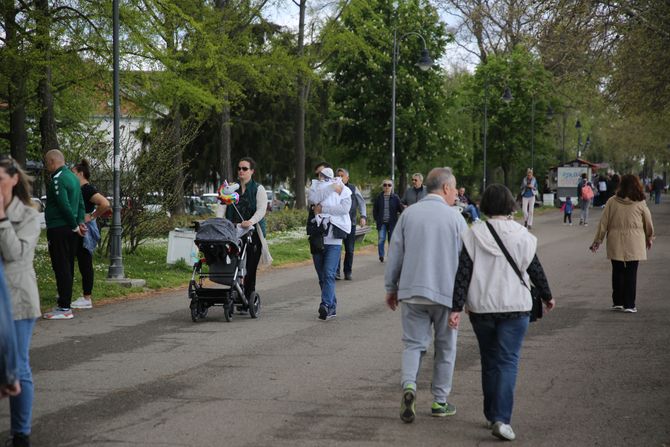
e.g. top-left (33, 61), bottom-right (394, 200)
top-left (188, 217), bottom-right (261, 322)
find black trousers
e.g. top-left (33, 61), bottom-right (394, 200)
top-left (47, 226), bottom-right (79, 309)
top-left (337, 229), bottom-right (356, 276)
top-left (611, 260), bottom-right (639, 309)
top-left (244, 231), bottom-right (262, 299)
top-left (76, 236), bottom-right (95, 296)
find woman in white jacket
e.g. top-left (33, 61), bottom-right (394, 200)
top-left (448, 184), bottom-right (555, 442)
top-left (0, 156), bottom-right (41, 447)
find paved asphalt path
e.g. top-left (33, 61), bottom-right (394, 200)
top-left (2, 197), bottom-right (669, 446)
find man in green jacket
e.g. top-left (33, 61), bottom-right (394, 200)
top-left (42, 150), bottom-right (86, 320)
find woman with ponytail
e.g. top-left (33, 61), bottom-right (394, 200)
top-left (71, 159), bottom-right (110, 309)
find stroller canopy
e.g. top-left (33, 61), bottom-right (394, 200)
top-left (195, 218), bottom-right (240, 248)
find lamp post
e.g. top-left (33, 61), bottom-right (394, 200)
top-left (482, 85), bottom-right (512, 192)
top-left (530, 96), bottom-right (535, 171)
top-left (108, 0), bottom-right (124, 279)
top-left (575, 119), bottom-right (582, 158)
top-left (390, 29), bottom-right (432, 188)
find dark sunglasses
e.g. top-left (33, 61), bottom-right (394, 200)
top-left (237, 166), bottom-right (250, 171)
top-left (383, 183), bottom-right (392, 187)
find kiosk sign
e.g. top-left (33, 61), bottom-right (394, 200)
top-left (558, 167), bottom-right (588, 188)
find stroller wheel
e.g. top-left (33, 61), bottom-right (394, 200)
top-left (190, 300), bottom-right (208, 322)
top-left (223, 304), bottom-right (233, 322)
top-left (248, 292), bottom-right (261, 319)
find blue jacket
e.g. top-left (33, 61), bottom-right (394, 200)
top-left (0, 262), bottom-right (18, 386)
top-left (373, 192), bottom-right (402, 230)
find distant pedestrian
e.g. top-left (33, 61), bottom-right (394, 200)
top-left (401, 173), bottom-right (427, 209)
top-left (651, 176), bottom-right (665, 204)
top-left (42, 150), bottom-right (86, 320)
top-left (520, 169), bottom-right (538, 230)
top-left (0, 156), bottom-right (41, 447)
top-left (71, 159), bottom-right (111, 309)
top-left (590, 174), bottom-right (654, 313)
top-left (449, 184), bottom-right (554, 441)
top-left (373, 180), bottom-right (401, 262)
top-left (577, 173), bottom-right (594, 226)
top-left (385, 167), bottom-right (467, 423)
top-left (308, 165), bottom-right (351, 320)
top-left (335, 168), bottom-right (367, 281)
top-left (596, 176), bottom-right (607, 207)
top-left (561, 197), bottom-right (574, 225)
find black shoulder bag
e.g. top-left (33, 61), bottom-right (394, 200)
top-left (485, 222), bottom-right (543, 322)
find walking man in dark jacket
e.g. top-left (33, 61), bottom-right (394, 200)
top-left (42, 150), bottom-right (86, 320)
top-left (335, 168), bottom-right (367, 280)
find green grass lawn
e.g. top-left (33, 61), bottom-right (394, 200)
top-left (35, 226), bottom-right (379, 309)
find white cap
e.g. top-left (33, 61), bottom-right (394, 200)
top-left (320, 167), bottom-right (334, 179)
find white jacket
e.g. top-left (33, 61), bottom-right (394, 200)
top-left (461, 219), bottom-right (536, 313)
top-left (309, 179), bottom-right (352, 236)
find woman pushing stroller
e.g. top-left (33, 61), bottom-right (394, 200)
top-left (216, 157), bottom-right (268, 307)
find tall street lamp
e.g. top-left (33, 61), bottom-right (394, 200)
top-left (390, 30), bottom-right (432, 188)
top-left (575, 119), bottom-right (582, 158)
top-left (108, 0), bottom-right (124, 279)
top-left (482, 85), bottom-right (513, 193)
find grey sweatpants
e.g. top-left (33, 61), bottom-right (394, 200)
top-left (401, 302), bottom-right (458, 403)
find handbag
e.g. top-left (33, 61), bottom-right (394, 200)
top-left (485, 222), bottom-right (543, 322)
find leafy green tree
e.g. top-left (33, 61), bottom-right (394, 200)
top-left (326, 0), bottom-right (450, 192)
top-left (471, 47), bottom-right (554, 187)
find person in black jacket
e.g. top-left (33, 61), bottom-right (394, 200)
top-left (335, 168), bottom-right (367, 280)
top-left (373, 180), bottom-right (401, 262)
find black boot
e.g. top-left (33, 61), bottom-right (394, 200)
top-left (12, 433), bottom-right (31, 447)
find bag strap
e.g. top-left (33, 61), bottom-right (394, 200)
top-left (485, 221), bottom-right (530, 291)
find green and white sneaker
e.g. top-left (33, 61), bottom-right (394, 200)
top-left (431, 401), bottom-right (456, 417)
top-left (400, 384), bottom-right (416, 423)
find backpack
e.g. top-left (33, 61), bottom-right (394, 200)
top-left (581, 182), bottom-right (594, 201)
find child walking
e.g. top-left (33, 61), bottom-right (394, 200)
top-left (561, 197), bottom-right (574, 225)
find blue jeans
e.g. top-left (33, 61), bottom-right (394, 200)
top-left (312, 244), bottom-right (341, 312)
top-left (470, 315), bottom-right (529, 424)
top-left (378, 223), bottom-right (393, 258)
top-left (654, 190), bottom-right (662, 204)
top-left (10, 318), bottom-right (36, 435)
top-left (464, 204), bottom-right (480, 221)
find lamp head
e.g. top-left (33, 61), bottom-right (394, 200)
top-left (546, 105), bottom-right (554, 120)
top-left (416, 48), bottom-right (433, 71)
top-left (501, 86), bottom-right (513, 103)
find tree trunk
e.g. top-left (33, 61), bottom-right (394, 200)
top-left (219, 100), bottom-right (233, 182)
top-left (35, 0), bottom-right (59, 154)
top-left (3, 3), bottom-right (28, 165)
top-left (293, 0), bottom-right (307, 210)
top-left (171, 106), bottom-right (185, 215)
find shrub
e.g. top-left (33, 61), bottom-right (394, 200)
top-left (265, 209), bottom-right (307, 233)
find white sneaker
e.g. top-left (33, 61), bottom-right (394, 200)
top-left (611, 305), bottom-right (624, 311)
top-left (492, 421), bottom-right (516, 441)
top-left (623, 307), bottom-right (638, 313)
top-left (71, 297), bottom-right (93, 309)
top-left (43, 307), bottom-right (74, 320)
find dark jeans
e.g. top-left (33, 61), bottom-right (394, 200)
top-left (611, 260), bottom-right (639, 309)
top-left (76, 236), bottom-right (94, 296)
top-left (47, 226), bottom-right (79, 309)
top-left (563, 212), bottom-right (572, 224)
top-left (470, 315), bottom-right (529, 425)
top-left (244, 231), bottom-right (262, 299)
top-left (378, 222), bottom-right (394, 258)
top-left (10, 318), bottom-right (36, 435)
top-left (337, 229), bottom-right (356, 276)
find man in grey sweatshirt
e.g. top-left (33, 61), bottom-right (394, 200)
top-left (385, 167), bottom-right (467, 423)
